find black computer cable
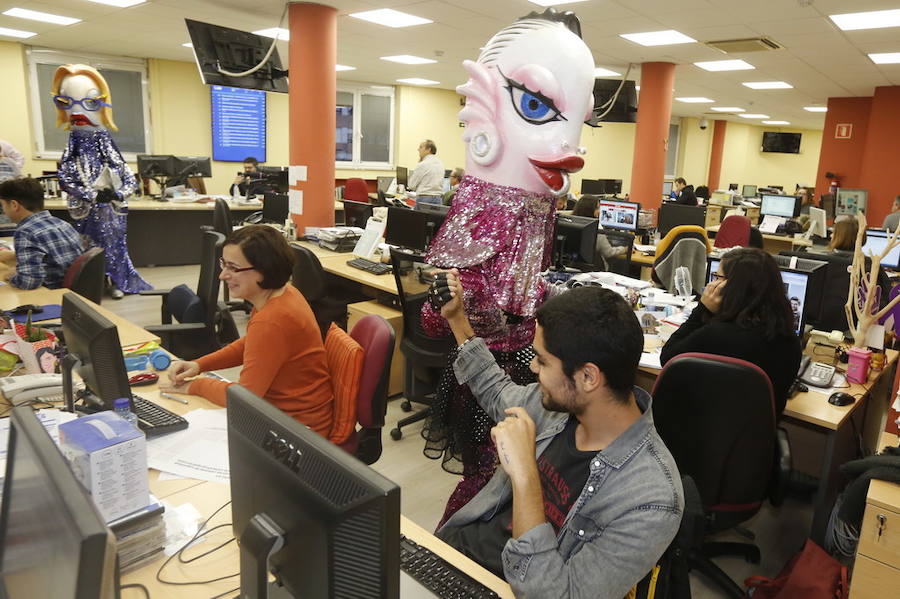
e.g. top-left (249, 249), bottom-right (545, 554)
top-left (119, 583), bottom-right (150, 598)
top-left (156, 500), bottom-right (239, 587)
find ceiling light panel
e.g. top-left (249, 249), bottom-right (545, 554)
top-left (528, 0), bottom-right (590, 6)
top-left (381, 55), bottom-right (436, 65)
top-left (83, 0), bottom-right (145, 7)
top-left (0, 26), bottom-right (36, 38)
top-left (620, 30), bottom-right (696, 47)
top-left (694, 59), bottom-right (754, 72)
top-left (742, 81), bottom-right (793, 89)
top-left (675, 97), bottom-right (714, 103)
top-left (830, 9), bottom-right (900, 31)
top-left (738, 113), bottom-right (770, 118)
top-left (253, 28), bottom-right (288, 40)
top-left (3, 8), bottom-right (81, 25)
top-left (397, 78), bottom-right (439, 85)
top-left (350, 9), bottom-right (432, 28)
top-left (710, 107), bottom-right (745, 112)
top-left (869, 52), bottom-right (900, 64)
top-left (762, 121), bottom-right (790, 125)
top-left (803, 106), bottom-right (827, 112)
top-left (335, 64), bottom-right (356, 71)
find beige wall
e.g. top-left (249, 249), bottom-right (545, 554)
top-left (719, 122), bottom-right (822, 192)
top-left (676, 117), bottom-right (713, 186)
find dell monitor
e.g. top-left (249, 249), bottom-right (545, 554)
top-left (662, 181), bottom-right (673, 196)
top-left (137, 154), bottom-right (177, 179)
top-left (657, 204), bottom-right (707, 237)
top-left (0, 407), bottom-right (117, 599)
top-left (863, 229), bottom-right (900, 270)
top-left (760, 194), bottom-right (801, 219)
top-left (396, 166), bottom-right (408, 188)
top-left (807, 207), bottom-right (827, 238)
top-left (417, 203), bottom-right (449, 246)
top-left (175, 155), bottom-right (212, 178)
top-left (262, 193), bottom-right (289, 224)
top-left (598, 198), bottom-right (639, 232)
top-left (552, 214), bottom-right (598, 271)
top-left (728, 183), bottom-right (738, 191)
top-left (384, 207), bottom-right (427, 253)
top-left (836, 189), bottom-right (868, 216)
top-left (257, 166), bottom-right (289, 194)
top-left (741, 184), bottom-right (757, 198)
top-left (227, 385), bottom-right (401, 598)
top-left (342, 200), bottom-right (374, 229)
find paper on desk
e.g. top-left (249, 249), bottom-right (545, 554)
top-left (639, 352), bottom-right (662, 370)
top-left (288, 189), bottom-right (302, 215)
top-left (147, 409), bottom-right (229, 483)
top-left (353, 217), bottom-right (386, 259)
top-left (759, 215), bottom-right (786, 234)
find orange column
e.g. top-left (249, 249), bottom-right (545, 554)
top-left (629, 62), bottom-right (675, 211)
top-left (706, 120), bottom-right (727, 191)
top-left (289, 2), bottom-right (337, 230)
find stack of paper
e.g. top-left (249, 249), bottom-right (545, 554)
top-left (146, 409), bottom-right (229, 484)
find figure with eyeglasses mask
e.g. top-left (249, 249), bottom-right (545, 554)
top-left (53, 63), bottom-right (150, 298)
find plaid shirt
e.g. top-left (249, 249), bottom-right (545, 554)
top-left (11, 211), bottom-right (82, 290)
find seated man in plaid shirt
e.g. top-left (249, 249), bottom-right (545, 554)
top-left (0, 177), bottom-right (82, 290)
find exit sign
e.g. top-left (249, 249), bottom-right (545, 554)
top-left (835, 123), bottom-right (853, 139)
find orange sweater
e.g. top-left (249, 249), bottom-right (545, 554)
top-left (188, 285), bottom-right (334, 438)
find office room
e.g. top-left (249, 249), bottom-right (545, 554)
top-left (1, 0), bottom-right (900, 598)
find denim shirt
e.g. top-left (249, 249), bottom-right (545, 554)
top-left (439, 338), bottom-right (683, 599)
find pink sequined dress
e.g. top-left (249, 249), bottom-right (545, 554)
top-left (420, 175), bottom-right (556, 526)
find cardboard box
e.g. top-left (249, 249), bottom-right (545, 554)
top-left (59, 412), bottom-right (149, 523)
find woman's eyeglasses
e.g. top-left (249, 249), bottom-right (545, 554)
top-left (711, 272), bottom-right (726, 282)
top-left (52, 94), bottom-right (111, 112)
top-left (219, 258), bottom-right (255, 273)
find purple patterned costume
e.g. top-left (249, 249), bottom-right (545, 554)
top-left (421, 175), bottom-right (556, 525)
top-left (57, 129), bottom-right (151, 294)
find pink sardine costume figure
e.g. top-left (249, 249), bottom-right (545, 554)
top-left (420, 9), bottom-right (595, 525)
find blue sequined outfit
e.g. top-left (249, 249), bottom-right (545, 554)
top-left (57, 129), bottom-right (151, 294)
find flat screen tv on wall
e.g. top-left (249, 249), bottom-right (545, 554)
top-left (761, 132), bottom-right (802, 154)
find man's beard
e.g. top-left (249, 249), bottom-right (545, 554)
top-left (540, 381), bottom-right (583, 416)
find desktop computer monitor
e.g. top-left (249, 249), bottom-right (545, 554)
top-left (227, 385), bottom-right (401, 598)
top-left (553, 214), bottom-right (598, 271)
top-left (662, 181), bottom-right (673, 196)
top-left (769, 185), bottom-right (784, 192)
top-left (0, 407), bottom-right (117, 599)
top-left (598, 198), bottom-right (639, 232)
top-left (61, 292), bottom-right (132, 411)
top-left (709, 191), bottom-right (733, 206)
top-left (342, 200), bottom-right (374, 228)
top-left (376, 176), bottom-right (394, 194)
top-left (807, 207), bottom-right (827, 238)
top-left (581, 179), bottom-right (622, 195)
top-left (417, 203), bottom-right (450, 246)
top-left (262, 193), bottom-right (289, 224)
top-left (760, 194), bottom-right (801, 219)
top-left (257, 166), bottom-right (289, 194)
top-left (820, 193), bottom-right (836, 221)
top-left (836, 189), bottom-right (868, 216)
top-left (742, 184), bottom-right (757, 198)
top-left (658, 204), bottom-right (706, 237)
top-left (396, 166), bottom-right (408, 188)
top-left (384, 206), bottom-right (427, 252)
top-left (863, 229), bottom-right (900, 270)
top-left (137, 154), bottom-right (177, 178)
top-left (728, 183), bottom-right (738, 191)
top-left (174, 156), bottom-right (212, 178)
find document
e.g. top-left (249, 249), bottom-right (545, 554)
top-left (146, 409), bottom-right (229, 483)
top-left (759, 215), bottom-right (786, 234)
top-left (353, 217), bottom-right (387, 259)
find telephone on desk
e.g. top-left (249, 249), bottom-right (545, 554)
top-left (0, 373), bottom-right (65, 403)
top-left (797, 355), bottom-right (836, 388)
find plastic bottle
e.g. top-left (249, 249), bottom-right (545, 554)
top-left (113, 397), bottom-right (139, 428)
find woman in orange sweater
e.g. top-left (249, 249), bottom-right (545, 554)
top-left (160, 225), bottom-right (334, 438)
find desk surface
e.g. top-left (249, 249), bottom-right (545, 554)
top-left (294, 240), bottom-right (400, 296)
top-left (869, 432), bottom-right (900, 512)
top-left (44, 197), bottom-right (259, 212)
top-left (0, 286), bottom-right (158, 347)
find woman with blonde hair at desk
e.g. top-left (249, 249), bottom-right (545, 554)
top-left (660, 248), bottom-right (801, 415)
top-left (161, 225), bottom-right (334, 437)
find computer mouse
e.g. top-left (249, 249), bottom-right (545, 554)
top-left (128, 372), bottom-right (159, 386)
top-left (828, 392), bottom-right (855, 406)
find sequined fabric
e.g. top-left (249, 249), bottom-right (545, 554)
top-left (58, 129), bottom-right (150, 294)
top-left (423, 175), bottom-right (556, 352)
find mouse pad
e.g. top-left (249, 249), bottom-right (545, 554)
top-left (10, 304), bottom-right (62, 323)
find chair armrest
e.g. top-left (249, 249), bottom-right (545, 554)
top-left (145, 323), bottom-right (207, 334)
top-left (139, 288), bottom-right (175, 324)
top-left (139, 288), bottom-right (173, 297)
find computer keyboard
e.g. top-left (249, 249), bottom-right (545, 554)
top-left (400, 535), bottom-right (499, 599)
top-left (347, 257), bottom-right (392, 275)
top-left (132, 394), bottom-right (189, 436)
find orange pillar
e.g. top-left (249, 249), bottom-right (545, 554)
top-left (630, 62), bottom-right (675, 211)
top-left (706, 120), bottom-right (727, 191)
top-left (289, 2), bottom-right (336, 230)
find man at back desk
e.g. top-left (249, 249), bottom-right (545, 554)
top-left (432, 271), bottom-right (683, 598)
top-left (229, 156), bottom-right (263, 198)
top-left (409, 139), bottom-right (445, 207)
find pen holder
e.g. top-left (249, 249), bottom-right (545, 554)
top-left (847, 347), bottom-right (871, 384)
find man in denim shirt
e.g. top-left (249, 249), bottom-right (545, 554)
top-left (434, 272), bottom-right (683, 598)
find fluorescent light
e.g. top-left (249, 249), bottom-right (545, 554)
top-left (397, 78), bottom-right (439, 86)
top-left (380, 55), bottom-right (436, 65)
top-left (3, 8), bottom-right (81, 25)
top-left (83, 0), bottom-right (145, 6)
top-left (804, 106), bottom-right (828, 112)
top-left (635, 85), bottom-right (640, 91)
top-left (528, 0), bottom-right (590, 6)
top-left (676, 97), bottom-right (714, 103)
top-left (830, 9), bottom-right (900, 31)
top-left (694, 59), bottom-right (754, 72)
top-left (253, 27), bottom-right (289, 41)
top-left (350, 9), bottom-right (432, 28)
top-left (869, 52), bottom-right (900, 64)
top-left (594, 67), bottom-right (621, 77)
top-left (182, 42), bottom-right (193, 48)
top-left (762, 120), bottom-right (790, 125)
top-left (620, 30), bottom-right (696, 47)
top-left (738, 113), bottom-right (770, 119)
top-left (335, 64), bottom-right (356, 72)
top-left (742, 81), bottom-right (793, 89)
top-left (710, 106), bottom-right (745, 112)
top-left (0, 26), bottom-right (35, 38)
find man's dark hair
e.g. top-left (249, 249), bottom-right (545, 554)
top-left (536, 287), bottom-right (643, 402)
top-left (674, 177), bottom-right (687, 186)
top-left (718, 248), bottom-right (794, 339)
top-left (0, 177), bottom-right (44, 212)
top-left (225, 225), bottom-right (294, 289)
top-left (423, 140), bottom-right (437, 155)
top-left (243, 157), bottom-right (259, 166)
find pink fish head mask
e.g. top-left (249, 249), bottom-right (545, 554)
top-left (457, 12), bottom-right (595, 196)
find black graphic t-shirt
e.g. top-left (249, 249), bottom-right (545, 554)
top-left (438, 416), bottom-right (596, 576)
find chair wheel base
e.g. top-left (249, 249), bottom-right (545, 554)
top-left (390, 428), bottom-right (402, 440)
top-left (400, 400), bottom-right (412, 412)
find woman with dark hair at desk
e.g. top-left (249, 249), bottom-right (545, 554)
top-left (829, 218), bottom-right (863, 253)
top-left (660, 248), bottom-right (802, 415)
top-left (161, 225), bottom-right (334, 437)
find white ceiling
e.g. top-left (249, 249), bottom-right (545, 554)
top-left (4, 0), bottom-right (900, 130)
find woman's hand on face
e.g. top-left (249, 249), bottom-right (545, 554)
top-left (701, 278), bottom-right (726, 313)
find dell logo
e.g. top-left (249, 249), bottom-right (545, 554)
top-left (262, 430), bottom-right (302, 473)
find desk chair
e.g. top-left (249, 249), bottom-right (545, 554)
top-left (141, 230), bottom-right (239, 360)
top-left (63, 248), bottom-right (105, 305)
top-left (652, 225), bottom-right (711, 293)
top-left (651, 352), bottom-right (791, 598)
top-left (597, 229), bottom-right (634, 275)
top-left (330, 316), bottom-right (396, 465)
top-left (388, 247), bottom-right (453, 440)
top-left (714, 215), bottom-right (751, 249)
top-left (290, 245), bottom-right (353, 338)
top-left (344, 178), bottom-right (369, 204)
top-left (210, 198), bottom-right (251, 314)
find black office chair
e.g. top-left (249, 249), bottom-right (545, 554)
top-left (388, 247), bottom-right (453, 440)
top-left (598, 229), bottom-right (634, 275)
top-left (651, 352), bottom-right (791, 598)
top-left (141, 230), bottom-right (239, 360)
top-left (210, 198), bottom-right (251, 314)
top-left (290, 244), bottom-right (356, 339)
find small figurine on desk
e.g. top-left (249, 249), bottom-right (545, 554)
top-left (52, 64), bottom-right (151, 299)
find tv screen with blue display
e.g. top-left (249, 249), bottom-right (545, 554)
top-left (211, 85), bottom-right (266, 162)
